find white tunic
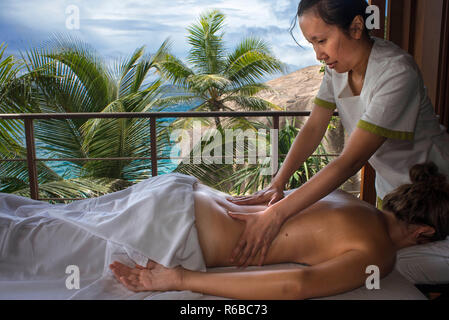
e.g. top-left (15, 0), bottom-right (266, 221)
top-left (314, 37), bottom-right (449, 199)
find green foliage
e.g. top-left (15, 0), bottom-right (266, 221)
top-left (0, 42), bottom-right (35, 156)
top-left (0, 10), bottom-right (330, 200)
top-left (159, 9), bottom-right (286, 131)
top-left (165, 9), bottom-right (297, 189)
top-left (0, 37), bottom-right (178, 200)
top-left (173, 116), bottom-right (332, 195)
top-left (319, 60), bottom-right (326, 74)
top-left (222, 117), bottom-right (331, 195)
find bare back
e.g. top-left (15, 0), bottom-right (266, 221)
top-left (193, 183), bottom-right (395, 268)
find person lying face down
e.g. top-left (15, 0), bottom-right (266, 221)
top-left (110, 162), bottom-right (449, 300)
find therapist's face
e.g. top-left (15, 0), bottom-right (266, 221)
top-left (299, 10), bottom-right (364, 73)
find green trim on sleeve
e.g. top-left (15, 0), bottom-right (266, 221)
top-left (357, 120), bottom-right (414, 140)
top-left (377, 196), bottom-right (383, 210)
top-left (313, 97), bottom-right (336, 111)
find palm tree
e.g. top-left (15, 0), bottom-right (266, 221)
top-left (0, 42), bottom-right (33, 155)
top-left (0, 43), bottom-right (19, 152)
top-left (155, 10), bottom-right (287, 190)
top-left (0, 42), bottom-right (67, 197)
top-left (0, 37), bottom-right (180, 200)
top-left (158, 9), bottom-right (286, 131)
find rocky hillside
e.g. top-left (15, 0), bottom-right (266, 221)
top-left (258, 65), bottom-right (323, 112)
top-left (255, 64), bottom-right (347, 155)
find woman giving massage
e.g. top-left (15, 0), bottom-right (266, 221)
top-left (110, 162), bottom-right (449, 300)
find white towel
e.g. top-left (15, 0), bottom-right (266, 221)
top-left (0, 173), bottom-right (205, 299)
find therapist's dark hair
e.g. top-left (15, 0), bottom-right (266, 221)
top-left (289, 0), bottom-right (372, 47)
top-left (383, 162), bottom-right (449, 242)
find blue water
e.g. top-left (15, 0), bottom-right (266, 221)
top-left (155, 103), bottom-right (195, 175)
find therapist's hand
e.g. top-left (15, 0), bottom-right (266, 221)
top-left (226, 183), bottom-right (284, 206)
top-left (227, 207), bottom-right (283, 267)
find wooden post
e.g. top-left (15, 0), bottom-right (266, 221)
top-left (150, 117), bottom-right (158, 177)
top-left (272, 116), bottom-right (280, 179)
top-left (24, 119), bottom-right (39, 200)
top-left (360, 162), bottom-right (377, 205)
top-left (369, 0), bottom-right (386, 39)
top-left (359, 0), bottom-right (387, 205)
top-left (436, 0), bottom-right (449, 132)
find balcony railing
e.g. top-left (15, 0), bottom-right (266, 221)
top-left (0, 111), bottom-right (376, 203)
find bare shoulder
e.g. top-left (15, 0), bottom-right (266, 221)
top-left (330, 205), bottom-right (396, 273)
top-left (331, 205), bottom-right (388, 241)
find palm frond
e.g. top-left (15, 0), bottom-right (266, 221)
top-left (223, 95), bottom-right (282, 111)
top-left (42, 34), bottom-right (112, 111)
top-left (113, 46), bottom-right (145, 97)
top-left (187, 9), bottom-right (227, 74)
top-left (158, 53), bottom-right (194, 89)
top-left (186, 74), bottom-right (231, 93)
top-left (225, 117), bottom-right (332, 195)
top-left (11, 176), bottom-right (128, 202)
top-left (0, 147), bottom-right (63, 194)
top-left (225, 37), bottom-right (286, 87)
top-left (222, 83), bottom-right (273, 98)
top-left (22, 46), bottom-right (94, 115)
top-left (0, 42), bottom-right (21, 100)
top-left (79, 80), bottom-right (171, 179)
top-left (220, 116), bottom-right (262, 131)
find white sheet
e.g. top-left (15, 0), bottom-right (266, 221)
top-left (1, 173), bottom-right (204, 299)
top-left (396, 238), bottom-right (449, 284)
top-left (0, 173), bottom-right (426, 300)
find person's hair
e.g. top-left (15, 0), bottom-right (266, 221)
top-left (383, 162), bottom-right (449, 242)
top-left (289, 0), bottom-right (372, 47)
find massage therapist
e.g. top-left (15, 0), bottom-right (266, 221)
top-left (227, 0), bottom-right (449, 267)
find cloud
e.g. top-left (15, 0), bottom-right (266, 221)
top-left (0, 0), bottom-right (318, 78)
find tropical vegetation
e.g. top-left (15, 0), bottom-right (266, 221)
top-left (158, 10), bottom-right (286, 130)
top-left (0, 38), bottom-right (178, 200)
top-left (0, 9), bottom-right (333, 201)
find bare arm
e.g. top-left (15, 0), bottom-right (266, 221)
top-left (272, 104), bottom-right (334, 189)
top-left (110, 247), bottom-right (395, 299)
top-left (180, 248), bottom-right (394, 299)
top-left (228, 104), bottom-right (333, 206)
top-left (298, 249), bottom-right (395, 299)
top-left (181, 268), bottom-right (304, 300)
top-left (270, 126), bottom-right (387, 223)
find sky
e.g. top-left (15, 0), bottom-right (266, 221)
top-left (0, 0), bottom-right (319, 81)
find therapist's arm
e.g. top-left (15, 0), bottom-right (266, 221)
top-left (270, 127), bottom-right (387, 221)
top-left (271, 104), bottom-right (335, 189)
top-left (229, 104), bottom-right (334, 206)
